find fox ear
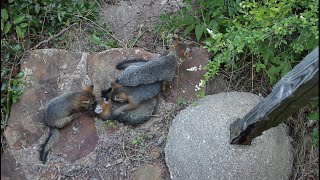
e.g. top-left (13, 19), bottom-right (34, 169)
top-left (82, 85), bottom-right (94, 93)
top-left (172, 38), bottom-right (179, 49)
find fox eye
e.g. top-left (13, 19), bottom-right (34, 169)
top-left (103, 98), bottom-right (109, 104)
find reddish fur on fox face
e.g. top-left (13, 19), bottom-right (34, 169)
top-left (111, 82), bottom-right (123, 90)
top-left (100, 101), bottom-right (111, 117)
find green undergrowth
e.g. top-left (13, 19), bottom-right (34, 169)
top-left (157, 0), bottom-right (318, 85)
top-left (156, 0), bottom-right (319, 141)
top-left (1, 0), bottom-right (117, 151)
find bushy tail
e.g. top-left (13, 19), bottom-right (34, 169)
top-left (39, 128), bottom-right (60, 163)
top-left (116, 59), bottom-right (147, 70)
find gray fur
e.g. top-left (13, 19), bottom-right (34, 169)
top-left (101, 97), bottom-right (158, 125)
top-left (44, 128), bottom-right (60, 152)
top-left (40, 89), bottom-right (95, 163)
top-left (112, 82), bottom-right (162, 104)
top-left (116, 53), bottom-right (177, 86)
top-left (45, 91), bottom-right (95, 127)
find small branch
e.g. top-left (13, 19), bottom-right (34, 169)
top-left (22, 23), bottom-right (76, 59)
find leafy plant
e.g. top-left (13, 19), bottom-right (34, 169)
top-left (176, 97), bottom-right (187, 108)
top-left (1, 72), bottom-right (24, 130)
top-left (90, 29), bottom-right (118, 48)
top-left (131, 135), bottom-right (144, 147)
top-left (206, 0), bottom-right (318, 84)
top-left (157, 0), bottom-right (318, 86)
top-left (156, 0), bottom-right (238, 42)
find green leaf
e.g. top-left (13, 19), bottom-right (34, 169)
top-left (308, 112), bottom-right (319, 121)
top-left (253, 63), bottom-right (266, 72)
top-left (310, 100), bottom-right (319, 108)
top-left (1, 19), bottom-right (4, 31)
top-left (131, 140), bottom-right (137, 145)
top-left (13, 44), bottom-right (21, 51)
top-left (208, 19), bottom-right (219, 31)
top-left (19, 23), bottom-right (28, 28)
top-left (195, 24), bottom-right (205, 42)
top-left (1, 9), bottom-right (8, 21)
top-left (58, 14), bottom-right (62, 22)
top-left (183, 24), bottom-right (195, 37)
top-left (17, 72), bottom-right (24, 78)
top-left (312, 128), bottom-right (319, 144)
top-left (91, 34), bottom-right (101, 44)
top-left (13, 15), bottom-right (25, 24)
top-left (16, 26), bottom-right (24, 38)
top-left (35, 3), bottom-right (41, 13)
top-left (3, 22), bottom-right (11, 34)
top-left (12, 95), bottom-right (18, 103)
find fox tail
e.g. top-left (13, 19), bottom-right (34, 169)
top-left (116, 59), bottom-right (148, 70)
top-left (39, 128), bottom-right (60, 163)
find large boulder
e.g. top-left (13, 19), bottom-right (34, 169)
top-left (165, 92), bottom-right (293, 180)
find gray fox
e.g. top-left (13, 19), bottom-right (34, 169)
top-left (115, 53), bottom-right (177, 87)
top-left (115, 39), bottom-right (191, 87)
top-left (39, 85), bottom-right (96, 163)
top-left (109, 81), bottom-right (162, 115)
top-left (95, 96), bottom-right (158, 125)
top-left (95, 79), bottom-right (167, 122)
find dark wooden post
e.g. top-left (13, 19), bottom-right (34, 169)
top-left (230, 47), bottom-right (319, 145)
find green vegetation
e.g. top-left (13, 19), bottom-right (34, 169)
top-left (176, 97), bottom-right (187, 109)
top-left (157, 0), bottom-right (318, 85)
top-left (131, 134), bottom-right (145, 147)
top-left (157, 0), bottom-right (318, 135)
top-left (1, 0), bottom-right (117, 150)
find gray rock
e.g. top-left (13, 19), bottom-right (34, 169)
top-left (165, 92), bottom-right (293, 180)
top-left (132, 163), bottom-right (163, 180)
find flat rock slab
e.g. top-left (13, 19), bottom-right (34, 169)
top-left (166, 47), bottom-right (209, 103)
top-left (165, 92), bottom-right (293, 180)
top-left (2, 47), bottom-right (208, 179)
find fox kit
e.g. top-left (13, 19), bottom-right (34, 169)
top-left (39, 85), bottom-right (96, 163)
top-left (115, 39), bottom-right (191, 87)
top-left (95, 80), bottom-right (162, 117)
top-left (95, 90), bottom-right (158, 125)
top-left (109, 81), bottom-right (162, 115)
top-left (116, 53), bottom-right (177, 87)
